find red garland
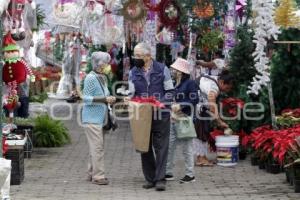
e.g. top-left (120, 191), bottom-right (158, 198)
top-left (158, 0), bottom-right (180, 30)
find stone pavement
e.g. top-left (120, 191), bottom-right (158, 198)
top-left (10, 101), bottom-right (300, 200)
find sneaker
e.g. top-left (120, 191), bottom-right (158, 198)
top-left (155, 180), bottom-right (166, 191)
top-left (142, 181), bottom-right (155, 189)
top-left (179, 175), bottom-right (195, 184)
top-left (92, 178), bottom-right (109, 185)
top-left (165, 175), bottom-right (175, 181)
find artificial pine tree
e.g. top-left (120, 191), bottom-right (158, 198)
top-left (271, 28), bottom-right (300, 112)
top-left (229, 25), bottom-right (256, 96)
top-left (274, 0), bottom-right (300, 29)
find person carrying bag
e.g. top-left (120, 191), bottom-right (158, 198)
top-left (165, 58), bottom-right (199, 184)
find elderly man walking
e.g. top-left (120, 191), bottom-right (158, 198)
top-left (128, 43), bottom-right (174, 191)
top-left (82, 51), bottom-right (116, 185)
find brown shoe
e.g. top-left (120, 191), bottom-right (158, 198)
top-left (92, 178), bottom-right (109, 185)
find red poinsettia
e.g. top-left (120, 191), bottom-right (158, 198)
top-left (221, 97), bottom-right (245, 117)
top-left (130, 96), bottom-right (165, 108)
top-left (244, 124), bottom-right (300, 164)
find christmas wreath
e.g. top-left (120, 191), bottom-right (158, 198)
top-left (122, 0), bottom-right (147, 23)
top-left (158, 0), bottom-right (180, 30)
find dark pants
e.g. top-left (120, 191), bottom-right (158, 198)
top-left (141, 117), bottom-right (170, 183)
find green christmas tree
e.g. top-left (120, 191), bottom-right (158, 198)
top-left (271, 28), bottom-right (300, 112)
top-left (229, 25), bottom-right (256, 96)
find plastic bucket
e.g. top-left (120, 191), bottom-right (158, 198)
top-left (216, 135), bottom-right (239, 167)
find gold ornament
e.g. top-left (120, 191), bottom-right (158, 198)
top-left (274, 0), bottom-right (300, 29)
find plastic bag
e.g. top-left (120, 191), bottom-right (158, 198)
top-left (0, 158), bottom-right (11, 199)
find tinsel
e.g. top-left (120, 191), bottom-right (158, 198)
top-left (247, 0), bottom-right (280, 95)
top-left (223, 0), bottom-right (236, 59)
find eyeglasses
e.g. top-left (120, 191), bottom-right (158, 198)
top-left (132, 54), bottom-right (145, 59)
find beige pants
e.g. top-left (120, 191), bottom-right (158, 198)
top-left (85, 124), bottom-right (105, 181)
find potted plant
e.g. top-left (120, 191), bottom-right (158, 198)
top-left (33, 115), bottom-right (71, 147)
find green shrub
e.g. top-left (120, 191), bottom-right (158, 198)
top-left (33, 115), bottom-right (71, 147)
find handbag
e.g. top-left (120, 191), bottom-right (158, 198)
top-left (174, 115), bottom-right (197, 139)
top-left (94, 74), bottom-right (118, 131)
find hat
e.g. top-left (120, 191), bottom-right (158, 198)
top-left (3, 32), bottom-right (19, 52)
top-left (170, 58), bottom-right (190, 75)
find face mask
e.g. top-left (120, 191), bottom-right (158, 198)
top-left (133, 58), bottom-right (145, 68)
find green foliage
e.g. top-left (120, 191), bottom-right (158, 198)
top-left (271, 28), bottom-right (300, 112)
top-left (4, 117), bottom-right (35, 126)
top-left (33, 115), bottom-right (71, 147)
top-left (196, 30), bottom-right (224, 52)
top-left (29, 92), bottom-right (48, 103)
top-left (34, 4), bottom-right (47, 32)
top-left (229, 25), bottom-right (256, 95)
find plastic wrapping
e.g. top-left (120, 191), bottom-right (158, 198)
top-left (56, 37), bottom-right (82, 96)
top-left (52, 0), bottom-right (84, 27)
top-left (81, 0), bottom-right (124, 46)
top-left (0, 158), bottom-right (11, 200)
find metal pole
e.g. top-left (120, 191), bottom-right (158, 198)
top-left (267, 82), bottom-right (278, 130)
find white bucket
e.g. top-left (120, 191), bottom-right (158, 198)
top-left (216, 135), bottom-right (239, 167)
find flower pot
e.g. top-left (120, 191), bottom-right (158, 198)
top-left (239, 150), bottom-right (247, 160)
top-left (258, 160), bottom-right (266, 170)
top-left (268, 164), bottom-right (281, 174)
top-left (251, 155), bottom-right (259, 166)
top-left (289, 167), bottom-right (295, 186)
top-left (294, 179), bottom-right (300, 193)
top-left (285, 168), bottom-right (290, 183)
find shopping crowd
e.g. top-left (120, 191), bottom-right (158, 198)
top-left (81, 42), bottom-right (234, 191)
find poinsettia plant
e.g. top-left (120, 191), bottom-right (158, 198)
top-left (221, 97), bottom-right (245, 117)
top-left (277, 108), bottom-right (300, 128)
top-left (242, 124), bottom-right (300, 165)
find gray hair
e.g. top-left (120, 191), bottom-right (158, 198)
top-left (134, 42), bottom-right (152, 56)
top-left (91, 51), bottom-right (111, 71)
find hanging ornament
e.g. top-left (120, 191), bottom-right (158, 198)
top-left (52, 0), bottom-right (83, 27)
top-left (158, 0), bottom-right (180, 30)
top-left (5, 0), bottom-right (27, 41)
top-left (235, 0), bottom-right (246, 21)
top-left (143, 0), bottom-right (160, 12)
top-left (122, 0), bottom-right (147, 23)
top-left (193, 0), bottom-right (214, 19)
top-left (274, 0), bottom-right (300, 29)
